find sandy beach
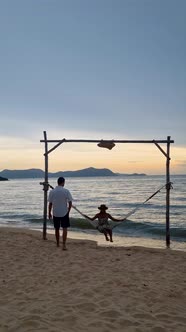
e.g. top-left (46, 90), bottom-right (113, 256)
top-left (0, 228), bottom-right (186, 332)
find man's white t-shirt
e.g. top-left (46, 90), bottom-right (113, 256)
top-left (48, 186), bottom-right (73, 217)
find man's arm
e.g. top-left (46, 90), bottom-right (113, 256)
top-left (68, 201), bottom-right (72, 213)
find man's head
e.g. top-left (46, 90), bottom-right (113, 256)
top-left (57, 177), bottom-right (65, 186)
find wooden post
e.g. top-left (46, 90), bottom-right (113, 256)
top-left (166, 136), bottom-right (171, 247)
top-left (43, 131), bottom-right (48, 240)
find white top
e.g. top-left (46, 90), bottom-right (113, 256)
top-left (48, 186), bottom-right (73, 217)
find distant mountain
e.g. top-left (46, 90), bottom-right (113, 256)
top-left (0, 167), bottom-right (116, 179)
top-left (0, 176), bottom-right (8, 181)
top-left (0, 168), bottom-right (44, 179)
top-left (0, 167), bottom-right (147, 179)
top-left (52, 167), bottom-right (116, 177)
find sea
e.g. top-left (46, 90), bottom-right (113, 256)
top-left (0, 175), bottom-right (186, 251)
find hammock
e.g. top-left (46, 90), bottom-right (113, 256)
top-left (72, 183), bottom-right (171, 230)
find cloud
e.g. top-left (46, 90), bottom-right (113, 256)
top-left (175, 160), bottom-right (186, 167)
top-left (127, 161), bottom-right (143, 164)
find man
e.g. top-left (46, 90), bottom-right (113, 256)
top-left (48, 177), bottom-right (73, 250)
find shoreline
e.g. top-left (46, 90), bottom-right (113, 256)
top-left (68, 229), bottom-right (186, 252)
top-left (1, 224), bottom-right (186, 252)
top-left (1, 227), bottom-right (186, 332)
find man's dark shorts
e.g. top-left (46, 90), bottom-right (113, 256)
top-left (53, 213), bottom-right (70, 229)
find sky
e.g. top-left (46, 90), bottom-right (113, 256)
top-left (0, 0), bottom-right (185, 175)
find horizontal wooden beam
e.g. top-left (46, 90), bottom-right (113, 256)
top-left (40, 139), bottom-right (174, 144)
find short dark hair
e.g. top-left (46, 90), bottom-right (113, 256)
top-left (58, 177), bottom-right (65, 185)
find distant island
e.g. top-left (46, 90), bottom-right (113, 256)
top-left (0, 176), bottom-right (8, 181)
top-left (0, 167), bottom-right (147, 179)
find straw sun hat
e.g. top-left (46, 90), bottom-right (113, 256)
top-left (98, 204), bottom-right (108, 210)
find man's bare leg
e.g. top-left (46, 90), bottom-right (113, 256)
top-left (62, 228), bottom-right (67, 250)
top-left (55, 229), bottom-right (60, 247)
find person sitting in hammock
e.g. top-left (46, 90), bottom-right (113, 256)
top-left (83, 204), bottom-right (125, 242)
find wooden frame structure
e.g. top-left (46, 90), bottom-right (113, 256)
top-left (40, 131), bottom-right (174, 247)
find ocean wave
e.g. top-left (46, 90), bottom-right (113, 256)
top-left (20, 217), bottom-right (186, 240)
